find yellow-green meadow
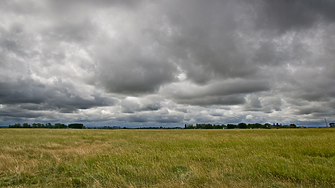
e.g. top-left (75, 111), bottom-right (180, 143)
top-left (0, 129), bottom-right (334, 187)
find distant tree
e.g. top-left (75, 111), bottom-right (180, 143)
top-left (196, 124), bottom-right (205, 129)
top-left (68, 123), bottom-right (84, 129)
top-left (9, 123), bottom-right (22, 128)
top-left (32, 123), bottom-right (37, 128)
top-left (185, 124), bottom-right (194, 129)
top-left (213, 124), bottom-right (223, 129)
top-left (255, 123), bottom-right (262, 128)
top-left (205, 124), bottom-right (213, 129)
top-left (46, 123), bottom-right (53, 128)
top-left (227, 124), bottom-right (236, 129)
top-left (22, 123), bottom-right (31, 128)
top-left (289, 124), bottom-right (297, 128)
top-left (238, 123), bottom-right (247, 129)
top-left (54, 123), bottom-right (67, 129)
top-left (247, 123), bottom-right (262, 129)
top-left (264, 123), bottom-right (271, 129)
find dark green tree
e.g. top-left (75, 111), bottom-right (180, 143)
top-left (205, 124), bottom-right (213, 129)
top-left (54, 123), bottom-right (67, 129)
top-left (238, 123), bottom-right (247, 129)
top-left (46, 123), bottom-right (53, 128)
top-left (22, 123), bottom-right (31, 128)
top-left (227, 124), bottom-right (236, 129)
top-left (68, 123), bottom-right (84, 129)
top-left (289, 124), bottom-right (297, 128)
top-left (264, 123), bottom-right (271, 129)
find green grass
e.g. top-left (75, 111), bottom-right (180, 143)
top-left (0, 129), bottom-right (334, 187)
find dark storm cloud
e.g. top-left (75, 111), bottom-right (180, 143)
top-left (254, 0), bottom-right (335, 33)
top-left (0, 78), bottom-right (116, 116)
top-left (159, 0), bottom-right (259, 83)
top-left (161, 79), bottom-right (269, 106)
top-left (47, 0), bottom-right (141, 11)
top-left (0, 79), bottom-right (46, 105)
top-left (0, 0), bottom-right (140, 15)
top-left (95, 56), bottom-right (178, 94)
top-left (294, 107), bottom-right (327, 116)
top-left (0, 23), bottom-right (30, 63)
top-left (175, 95), bottom-right (246, 106)
top-left (45, 18), bottom-right (96, 43)
top-left (0, 105), bottom-right (48, 118)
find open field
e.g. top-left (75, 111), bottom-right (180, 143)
top-left (0, 129), bottom-right (334, 187)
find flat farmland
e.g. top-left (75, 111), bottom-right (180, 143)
top-left (0, 129), bottom-right (334, 187)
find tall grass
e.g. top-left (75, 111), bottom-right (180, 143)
top-left (0, 129), bottom-right (334, 187)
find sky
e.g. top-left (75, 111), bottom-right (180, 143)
top-left (1, 0), bottom-right (335, 127)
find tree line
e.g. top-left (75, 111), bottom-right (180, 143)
top-left (8, 123), bottom-right (85, 129)
top-left (6, 122), bottom-right (297, 129)
top-left (185, 123), bottom-right (297, 129)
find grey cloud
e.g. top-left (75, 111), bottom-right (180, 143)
top-left (261, 96), bottom-right (282, 113)
top-left (0, 23), bottom-right (28, 61)
top-left (47, 0), bottom-right (141, 12)
top-left (174, 108), bottom-right (189, 113)
top-left (0, 1), bottom-right (43, 16)
top-left (253, 0), bottom-right (335, 34)
top-left (160, 0), bottom-right (260, 83)
top-left (255, 1), bottom-right (316, 32)
top-left (244, 95), bottom-right (262, 111)
top-left (0, 104), bottom-right (62, 124)
top-left (96, 58), bottom-right (178, 94)
top-left (294, 107), bottom-right (325, 116)
top-left (82, 5), bottom-right (182, 94)
top-left (122, 115), bottom-right (149, 123)
top-left (291, 103), bottom-right (334, 121)
top-left (0, 0), bottom-right (141, 18)
top-left (0, 105), bottom-right (47, 118)
top-left (0, 78), bottom-right (116, 116)
top-left (280, 66), bottom-right (335, 104)
top-left (175, 95), bottom-right (246, 106)
top-left (121, 100), bottom-right (140, 113)
top-left (121, 98), bottom-right (162, 113)
top-left (45, 18), bottom-right (97, 43)
top-left (1, 0), bottom-right (335, 126)
top-left (162, 79), bottom-right (269, 106)
top-left (0, 79), bottom-right (46, 104)
top-left (116, 107), bottom-right (184, 124)
top-left (210, 109), bottom-right (226, 117)
top-left (155, 114), bottom-right (184, 124)
top-left (262, 0), bottom-right (335, 31)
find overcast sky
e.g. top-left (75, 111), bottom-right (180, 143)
top-left (1, 0), bottom-right (335, 127)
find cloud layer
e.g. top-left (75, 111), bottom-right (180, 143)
top-left (1, 0), bottom-right (335, 126)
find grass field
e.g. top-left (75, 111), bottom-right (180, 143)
top-left (0, 129), bottom-right (334, 187)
